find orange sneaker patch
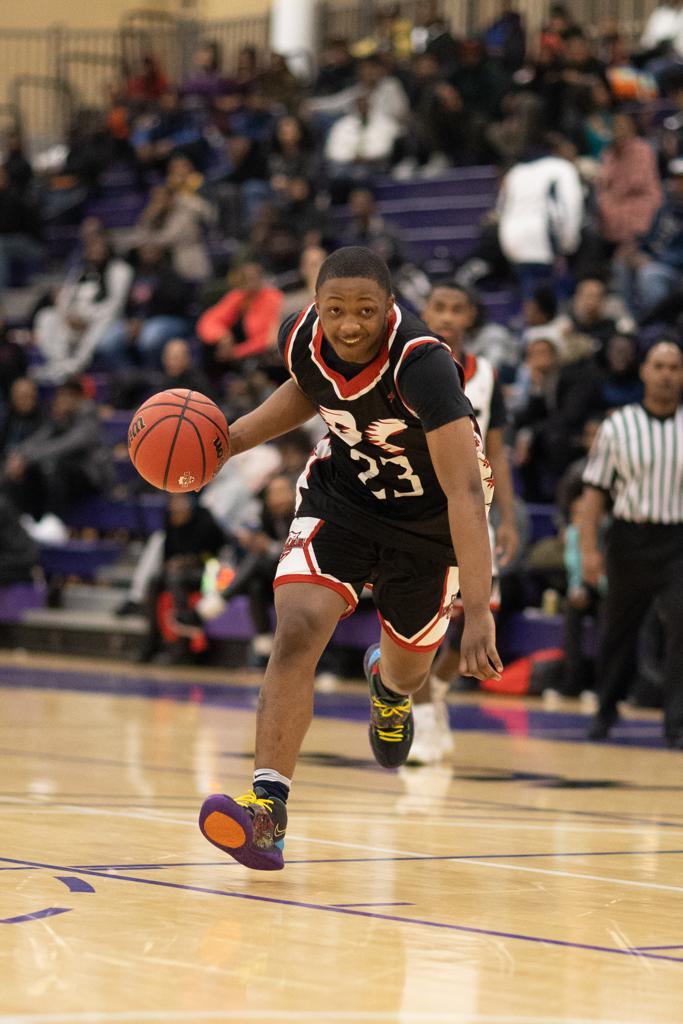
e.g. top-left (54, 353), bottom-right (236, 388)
top-left (204, 811), bottom-right (246, 849)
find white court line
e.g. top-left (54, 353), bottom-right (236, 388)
top-left (5, 799), bottom-right (683, 894)
top-left (457, 858), bottom-right (683, 894)
top-left (0, 1013), bottom-right (667, 1024)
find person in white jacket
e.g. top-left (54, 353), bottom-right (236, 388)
top-left (497, 148), bottom-right (584, 299)
top-left (325, 95), bottom-right (402, 173)
top-left (32, 234), bottom-right (133, 384)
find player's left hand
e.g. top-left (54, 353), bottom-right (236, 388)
top-left (496, 520), bottom-right (519, 567)
top-left (459, 610), bottom-right (503, 682)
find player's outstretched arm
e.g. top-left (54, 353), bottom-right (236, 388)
top-left (229, 380), bottom-right (318, 457)
top-left (426, 417), bottom-right (503, 682)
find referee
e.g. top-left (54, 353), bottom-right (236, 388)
top-left (580, 341), bottom-right (683, 746)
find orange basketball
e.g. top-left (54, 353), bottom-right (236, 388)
top-left (127, 389), bottom-right (230, 493)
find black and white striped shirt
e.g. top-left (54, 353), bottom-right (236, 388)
top-left (583, 404), bottom-right (683, 523)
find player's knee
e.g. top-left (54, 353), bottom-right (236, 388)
top-left (271, 606), bottom-right (329, 666)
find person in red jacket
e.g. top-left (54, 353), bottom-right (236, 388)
top-left (197, 261), bottom-right (284, 377)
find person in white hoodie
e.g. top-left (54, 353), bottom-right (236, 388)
top-left (497, 142), bottom-right (584, 299)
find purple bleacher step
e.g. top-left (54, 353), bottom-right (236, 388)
top-left (0, 582), bottom-right (47, 623)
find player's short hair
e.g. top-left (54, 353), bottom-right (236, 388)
top-left (316, 246), bottom-right (392, 295)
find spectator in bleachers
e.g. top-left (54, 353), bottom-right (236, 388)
top-left (580, 81), bottom-right (614, 160)
top-left (197, 260), bottom-right (284, 376)
top-left (3, 129), bottom-right (33, 196)
top-left (399, 54), bottom-right (475, 173)
top-left (0, 166), bottom-right (45, 293)
top-left (324, 95), bottom-right (402, 198)
top-left (483, 0), bottom-right (527, 71)
top-left (178, 41), bottom-right (233, 112)
top-left (126, 179), bottom-right (214, 283)
top-left (559, 332), bottom-right (644, 429)
top-left (124, 53), bottom-right (170, 107)
top-left (132, 88), bottom-right (205, 173)
top-left (310, 38), bottom-right (357, 100)
top-left (307, 54), bottom-right (410, 130)
top-left (0, 493), bottom-right (38, 588)
top-left (597, 112), bottom-right (662, 246)
top-left (260, 53), bottom-right (304, 114)
top-left (0, 378), bottom-right (43, 459)
top-left (352, 5), bottom-right (414, 62)
top-left (281, 245), bottom-right (327, 318)
top-left (555, 276), bottom-right (624, 355)
top-left (410, 0), bottom-right (460, 71)
top-left (267, 116), bottom-right (320, 194)
top-left (0, 321), bottom-right (28, 403)
top-left (452, 39), bottom-right (510, 123)
top-left (511, 333), bottom-right (564, 500)
top-left (340, 188), bottom-right (403, 267)
top-left (159, 338), bottom-right (213, 396)
top-left (497, 137), bottom-right (584, 299)
top-left (96, 242), bottom-right (193, 370)
top-left (3, 379), bottom-right (112, 523)
top-left (273, 175), bottom-right (327, 245)
top-left (219, 473), bottom-right (297, 663)
top-left (140, 492), bottom-right (227, 664)
top-left (615, 160), bottom-right (683, 321)
top-left (32, 234), bottom-right (133, 384)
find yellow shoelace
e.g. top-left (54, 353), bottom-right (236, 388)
top-left (235, 789), bottom-right (274, 811)
top-left (370, 696), bottom-right (411, 742)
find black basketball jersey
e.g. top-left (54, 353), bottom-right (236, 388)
top-left (278, 301), bottom-right (487, 564)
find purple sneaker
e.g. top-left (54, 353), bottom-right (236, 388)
top-left (199, 789), bottom-right (287, 871)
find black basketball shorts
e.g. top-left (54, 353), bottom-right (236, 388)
top-left (274, 516), bottom-right (459, 652)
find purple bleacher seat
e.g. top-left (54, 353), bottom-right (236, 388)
top-left (526, 504), bottom-right (558, 542)
top-left (64, 496), bottom-right (165, 534)
top-left (85, 193), bottom-right (147, 229)
top-left (203, 596), bottom-right (257, 641)
top-left (101, 411), bottom-right (133, 447)
top-left (497, 609), bottom-right (564, 660)
top-left (0, 581), bottom-right (47, 623)
top-left (39, 540), bottom-right (123, 579)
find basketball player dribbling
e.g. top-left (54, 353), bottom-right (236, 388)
top-left (199, 247), bottom-right (502, 870)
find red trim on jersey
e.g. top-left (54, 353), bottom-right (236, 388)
top-left (273, 574), bottom-right (357, 618)
top-left (309, 308), bottom-right (399, 400)
top-left (302, 519), bottom-right (324, 574)
top-left (283, 303), bottom-right (315, 376)
top-left (377, 612), bottom-right (445, 652)
top-left (463, 352), bottom-right (478, 384)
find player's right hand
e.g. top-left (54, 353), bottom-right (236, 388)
top-left (582, 548), bottom-right (604, 588)
top-left (459, 610), bottom-right (503, 682)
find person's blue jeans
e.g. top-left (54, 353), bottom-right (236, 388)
top-left (514, 262), bottom-right (554, 302)
top-left (636, 260), bottom-right (682, 320)
top-left (97, 316), bottom-right (190, 370)
top-left (0, 234), bottom-right (46, 290)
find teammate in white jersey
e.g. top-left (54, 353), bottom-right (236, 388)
top-left (409, 282), bottom-right (519, 763)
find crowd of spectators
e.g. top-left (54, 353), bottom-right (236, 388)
top-left (0, 1), bottom-right (682, 689)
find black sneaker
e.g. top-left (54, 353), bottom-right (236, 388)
top-left (198, 786), bottom-right (287, 870)
top-left (587, 708), bottom-right (618, 741)
top-left (363, 643), bottom-right (414, 768)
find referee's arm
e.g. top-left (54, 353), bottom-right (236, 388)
top-left (579, 417), bottom-right (616, 587)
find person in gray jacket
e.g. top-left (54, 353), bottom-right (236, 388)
top-left (3, 380), bottom-right (112, 521)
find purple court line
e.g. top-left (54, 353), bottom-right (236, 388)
top-left (54, 876), bottom-right (95, 893)
top-left (0, 907), bottom-right (71, 924)
top-left (633, 943), bottom-right (683, 952)
top-left (64, 848), bottom-right (683, 872)
top-left (331, 902), bottom-right (414, 908)
top-left (1, 854), bottom-right (682, 966)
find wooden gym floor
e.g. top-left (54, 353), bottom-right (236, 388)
top-left (0, 650), bottom-right (682, 1024)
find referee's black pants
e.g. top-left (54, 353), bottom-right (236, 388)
top-left (597, 520), bottom-right (683, 742)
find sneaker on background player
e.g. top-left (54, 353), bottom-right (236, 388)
top-left (408, 676), bottom-right (454, 765)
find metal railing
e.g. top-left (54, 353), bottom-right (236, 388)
top-left (0, 1), bottom-right (666, 153)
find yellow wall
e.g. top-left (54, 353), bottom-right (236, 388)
top-left (0, 0), bottom-right (271, 30)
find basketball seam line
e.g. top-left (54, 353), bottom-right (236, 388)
top-left (162, 390), bottom-right (193, 490)
top-left (136, 401), bottom-right (229, 444)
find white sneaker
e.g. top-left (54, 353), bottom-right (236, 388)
top-left (408, 703), bottom-right (445, 765)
